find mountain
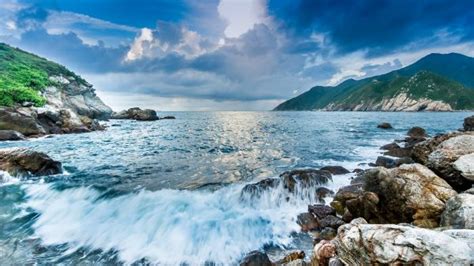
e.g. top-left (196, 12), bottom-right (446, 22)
top-left (274, 53), bottom-right (474, 111)
top-left (0, 43), bottom-right (112, 137)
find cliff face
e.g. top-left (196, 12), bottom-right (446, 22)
top-left (0, 43), bottom-right (112, 136)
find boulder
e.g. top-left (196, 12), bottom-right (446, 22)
top-left (320, 166), bottom-right (350, 175)
top-left (240, 251), bottom-right (272, 266)
top-left (411, 132), bottom-right (462, 165)
top-left (407, 126), bottom-right (427, 138)
top-left (440, 191), bottom-right (474, 229)
top-left (111, 107), bottom-right (159, 121)
top-left (315, 187), bottom-right (334, 203)
top-left (308, 204), bottom-right (336, 219)
top-left (280, 169), bottom-right (332, 192)
top-left (276, 251), bottom-right (305, 265)
top-left (427, 134), bottom-right (474, 190)
top-left (0, 108), bottom-right (46, 136)
top-left (453, 153), bottom-right (474, 181)
top-left (464, 115), bottom-right (474, 131)
top-left (297, 212), bottom-right (319, 232)
top-left (377, 122), bottom-right (392, 129)
top-left (380, 142), bottom-right (400, 150)
top-left (318, 215), bottom-right (345, 229)
top-left (311, 240), bottom-right (336, 266)
top-left (0, 148), bottom-right (62, 177)
top-left (373, 156), bottom-right (414, 168)
top-left (334, 218), bottom-right (474, 265)
top-left (0, 130), bottom-right (25, 141)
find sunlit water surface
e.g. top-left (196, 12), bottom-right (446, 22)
top-left (0, 111), bottom-right (471, 265)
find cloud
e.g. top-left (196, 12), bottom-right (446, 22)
top-left (218, 0), bottom-right (267, 38)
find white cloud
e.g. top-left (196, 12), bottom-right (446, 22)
top-left (125, 28), bottom-right (154, 61)
top-left (218, 0), bottom-right (267, 38)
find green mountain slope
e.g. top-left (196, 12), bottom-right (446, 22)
top-left (274, 53), bottom-right (474, 111)
top-left (0, 43), bottom-right (87, 107)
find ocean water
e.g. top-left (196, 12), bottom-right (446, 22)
top-left (0, 111), bottom-right (471, 265)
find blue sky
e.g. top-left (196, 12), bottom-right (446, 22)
top-left (1, 0), bottom-right (473, 110)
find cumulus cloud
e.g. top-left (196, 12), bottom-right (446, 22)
top-left (218, 0), bottom-right (267, 38)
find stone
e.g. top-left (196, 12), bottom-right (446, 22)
top-left (161, 116), bottom-right (176, 119)
top-left (308, 204), bottom-right (336, 219)
top-left (320, 166), bottom-right (350, 175)
top-left (315, 187), bottom-right (334, 203)
top-left (319, 227), bottom-right (337, 240)
top-left (407, 126), bottom-right (427, 138)
top-left (297, 212), bottom-right (319, 232)
top-left (453, 153), bottom-right (474, 181)
top-left (280, 169), bottom-right (332, 193)
top-left (0, 108), bottom-right (46, 136)
top-left (377, 122), bottom-right (392, 129)
top-left (277, 251), bottom-right (305, 265)
top-left (111, 107), bottom-right (159, 121)
top-left (241, 178), bottom-right (279, 198)
top-left (428, 134), bottom-right (474, 190)
top-left (440, 192), bottom-right (474, 229)
top-left (380, 142), bottom-right (400, 150)
top-left (318, 215), bottom-right (345, 229)
top-left (240, 251), bottom-right (272, 266)
top-left (411, 132), bottom-right (460, 165)
top-left (311, 240), bottom-right (336, 266)
top-left (334, 218), bottom-right (474, 265)
top-left (0, 130), bottom-right (25, 141)
top-left (374, 156), bottom-right (414, 168)
top-left (0, 148), bottom-right (62, 177)
top-left (464, 115), bottom-right (474, 131)
top-left (280, 259), bottom-right (307, 266)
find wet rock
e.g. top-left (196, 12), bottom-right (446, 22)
top-left (319, 227), bottom-right (337, 240)
top-left (241, 178), bottom-right (279, 197)
top-left (277, 250), bottom-right (305, 265)
top-left (280, 259), bottom-right (307, 266)
top-left (453, 153), bottom-right (474, 181)
top-left (161, 116), bottom-right (176, 120)
top-left (464, 115), bottom-right (474, 131)
top-left (308, 204), bottom-right (336, 219)
top-left (380, 142), bottom-right (400, 150)
top-left (407, 126), bottom-right (427, 138)
top-left (330, 183), bottom-right (364, 215)
top-left (374, 156), bottom-right (414, 168)
top-left (328, 257), bottom-right (344, 266)
top-left (440, 191), bottom-right (474, 229)
top-left (311, 240), bottom-right (336, 266)
top-left (280, 169), bottom-right (332, 192)
top-left (315, 187), bottom-right (334, 202)
top-left (318, 215), bottom-right (345, 229)
top-left (320, 166), bottom-right (350, 175)
top-left (297, 212), bottom-right (319, 232)
top-left (383, 146), bottom-right (412, 158)
top-left (363, 164), bottom-right (456, 227)
top-left (111, 107), bottom-right (159, 121)
top-left (377, 122), bottom-right (392, 129)
top-left (427, 134), bottom-right (474, 190)
top-left (352, 168), bottom-right (363, 173)
top-left (240, 251), bottom-right (272, 266)
top-left (0, 108), bottom-right (46, 136)
top-left (0, 148), bottom-right (62, 177)
top-left (0, 130), bottom-right (25, 141)
top-left (334, 218), bottom-right (474, 265)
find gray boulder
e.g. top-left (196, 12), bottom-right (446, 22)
top-left (111, 107), bottom-right (159, 121)
top-left (0, 148), bottom-right (62, 177)
top-left (0, 130), bottom-right (25, 141)
top-left (464, 115), bottom-right (474, 131)
top-left (440, 191), bottom-right (474, 229)
top-left (240, 251), bottom-right (272, 266)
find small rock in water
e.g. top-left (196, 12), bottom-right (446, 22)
top-left (380, 142), bottom-right (400, 150)
top-left (320, 166), bottom-right (350, 175)
top-left (0, 130), bottom-right (25, 141)
top-left (161, 116), bottom-right (176, 119)
top-left (297, 212), bottom-right (319, 232)
top-left (280, 169), bottom-right (332, 192)
top-left (407, 126), bottom-right (427, 138)
top-left (277, 250), bottom-right (305, 265)
top-left (240, 251), bottom-right (272, 266)
top-left (0, 148), bottom-right (62, 177)
top-left (377, 122), bottom-right (393, 129)
top-left (315, 187), bottom-right (334, 203)
top-left (463, 115), bottom-right (474, 131)
top-left (111, 107), bottom-right (159, 121)
top-left (308, 204), bottom-right (335, 219)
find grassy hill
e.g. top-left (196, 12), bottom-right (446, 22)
top-left (0, 43), bottom-right (87, 107)
top-left (274, 53), bottom-right (474, 111)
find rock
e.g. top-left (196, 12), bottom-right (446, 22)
top-left (0, 148), bottom-right (62, 177)
top-left (240, 251), bottom-right (272, 266)
top-left (411, 132), bottom-right (461, 165)
top-left (464, 115), bottom-right (474, 131)
top-left (315, 187), bottom-right (334, 202)
top-left (330, 183), bottom-right (364, 215)
top-left (161, 116), bottom-right (176, 119)
top-left (308, 204), bottom-right (336, 219)
top-left (280, 169), bottom-right (332, 192)
top-left (0, 108), bottom-right (46, 136)
top-left (334, 218), bottom-right (474, 265)
top-left (318, 215), bottom-right (345, 229)
top-left (428, 134), bottom-right (474, 190)
top-left (377, 122), bottom-right (392, 129)
top-left (280, 259), bottom-right (307, 266)
top-left (319, 227), bottom-right (337, 240)
top-left (277, 251), bottom-right (305, 265)
top-left (407, 126), bottom-right (427, 138)
top-left (363, 164), bottom-right (457, 227)
top-left (111, 107), bottom-right (159, 121)
top-left (374, 156), bottom-right (414, 168)
top-left (320, 166), bottom-right (350, 175)
top-left (0, 130), bottom-right (25, 141)
top-left (328, 257), bottom-right (344, 266)
top-left (311, 240), bottom-right (336, 266)
top-left (380, 142), bottom-right (400, 150)
top-left (453, 153), bottom-right (474, 181)
top-left (440, 192), bottom-right (474, 229)
top-left (297, 212), bottom-right (319, 232)
top-left (383, 146), bottom-right (412, 158)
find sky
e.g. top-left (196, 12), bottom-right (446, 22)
top-left (1, 0), bottom-right (473, 111)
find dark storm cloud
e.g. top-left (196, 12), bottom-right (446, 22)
top-left (269, 0), bottom-right (474, 55)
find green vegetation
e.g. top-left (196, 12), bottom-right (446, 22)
top-left (0, 43), bottom-right (86, 107)
top-left (274, 53), bottom-right (474, 111)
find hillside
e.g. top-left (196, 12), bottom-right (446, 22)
top-left (274, 53), bottom-right (474, 111)
top-left (0, 43), bottom-right (112, 137)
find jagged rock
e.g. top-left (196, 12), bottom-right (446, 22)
top-left (440, 191), bottom-right (474, 229)
top-left (407, 126), bottom-right (427, 138)
top-left (0, 108), bottom-right (46, 136)
top-left (0, 130), bottom-right (25, 141)
top-left (276, 251), bottom-right (305, 265)
top-left (427, 134), bottom-right (474, 190)
top-left (319, 227), bottom-right (337, 240)
top-left (373, 156), bottom-right (414, 168)
top-left (411, 132), bottom-right (462, 165)
top-left (318, 215), bottom-right (345, 229)
top-left (453, 153), bottom-right (474, 181)
top-left (320, 166), bottom-right (350, 175)
top-left (377, 122), bottom-right (392, 129)
top-left (241, 178), bottom-right (279, 197)
top-left (380, 142), bottom-right (400, 150)
top-left (308, 204), bottom-right (336, 219)
top-left (280, 169), bottom-right (332, 192)
top-left (240, 251), bottom-right (272, 266)
top-left (464, 115), bottom-right (474, 131)
top-left (0, 148), bottom-right (62, 177)
top-left (297, 212), bottom-right (319, 232)
top-left (280, 259), bottom-right (307, 266)
top-left (111, 107), bottom-right (159, 121)
top-left (315, 187), bottom-right (334, 202)
top-left (334, 218), bottom-right (474, 265)
top-left (311, 240), bottom-right (336, 266)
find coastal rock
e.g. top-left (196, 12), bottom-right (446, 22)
top-left (311, 240), bottom-right (336, 266)
top-left (161, 116), bottom-right (176, 120)
top-left (440, 191), bottom-right (474, 229)
top-left (453, 153), bottom-right (474, 181)
top-left (240, 251), bottom-right (272, 266)
top-left (297, 212), bottom-right (319, 232)
top-left (380, 142), bottom-right (400, 150)
top-left (427, 134), bottom-right (474, 190)
top-left (315, 187), bottom-right (334, 202)
top-left (111, 107), bottom-right (159, 121)
top-left (0, 130), bottom-right (25, 141)
top-left (373, 156), bottom-right (414, 168)
top-left (276, 251), bottom-right (305, 265)
top-left (464, 115), bottom-right (474, 131)
top-left (320, 166), bottom-right (350, 175)
top-left (0, 148), bottom-right (62, 177)
top-left (410, 132), bottom-right (462, 165)
top-left (280, 169), bottom-right (332, 192)
top-left (318, 215), bottom-right (345, 229)
top-left (0, 108), bottom-right (46, 136)
top-left (241, 178), bottom-right (279, 197)
top-left (377, 122), bottom-right (392, 129)
top-left (407, 126), bottom-right (427, 138)
top-left (319, 227), bottom-right (337, 240)
top-left (334, 218), bottom-right (474, 265)
top-left (308, 204), bottom-right (336, 219)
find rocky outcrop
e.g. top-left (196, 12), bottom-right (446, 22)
top-left (454, 153), bottom-right (474, 181)
top-left (319, 166), bottom-right (349, 175)
top-left (464, 115), bottom-right (474, 131)
top-left (111, 107), bottom-right (159, 121)
top-left (0, 130), bottom-right (25, 141)
top-left (377, 122), bottom-right (392, 129)
top-left (0, 148), bottom-right (62, 177)
top-left (239, 251), bottom-right (272, 266)
top-left (440, 189), bottom-right (474, 229)
top-left (334, 218), bottom-right (474, 265)
top-left (280, 169), bottom-right (332, 192)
